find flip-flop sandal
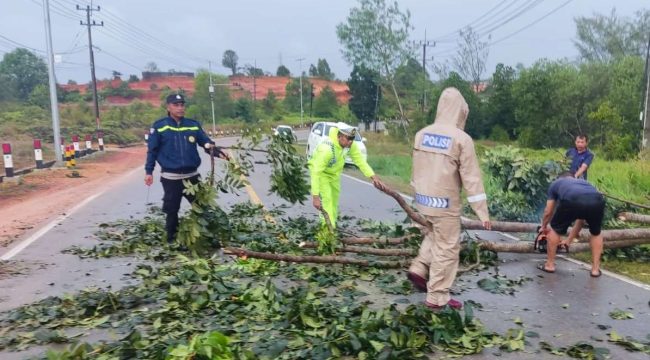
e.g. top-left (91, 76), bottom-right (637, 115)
top-left (590, 270), bottom-right (602, 277)
top-left (537, 263), bottom-right (555, 273)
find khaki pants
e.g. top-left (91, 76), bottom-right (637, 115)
top-left (408, 216), bottom-right (461, 305)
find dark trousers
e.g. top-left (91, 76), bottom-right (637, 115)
top-left (161, 175), bottom-right (200, 243)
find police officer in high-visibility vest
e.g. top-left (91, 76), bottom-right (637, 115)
top-left (145, 94), bottom-right (229, 243)
top-left (309, 123), bottom-right (385, 228)
top-left (408, 87), bottom-right (491, 310)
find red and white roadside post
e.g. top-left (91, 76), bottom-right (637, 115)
top-left (85, 135), bottom-right (93, 155)
top-left (97, 131), bottom-right (104, 151)
top-left (2, 143), bottom-right (14, 178)
top-left (144, 132), bottom-right (149, 144)
top-left (72, 135), bottom-right (81, 158)
top-left (60, 137), bottom-right (66, 161)
top-left (34, 139), bottom-right (44, 169)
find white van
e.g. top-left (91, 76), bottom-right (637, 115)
top-left (306, 121), bottom-right (367, 165)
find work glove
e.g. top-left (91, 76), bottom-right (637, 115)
top-left (205, 145), bottom-right (229, 160)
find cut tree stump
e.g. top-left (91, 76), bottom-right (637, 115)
top-left (618, 212), bottom-right (650, 224)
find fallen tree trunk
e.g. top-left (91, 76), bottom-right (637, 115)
top-left (340, 236), bottom-right (412, 245)
top-left (574, 228), bottom-right (650, 242)
top-left (299, 242), bottom-right (415, 256)
top-left (618, 212), bottom-right (650, 224)
top-left (224, 237), bottom-right (650, 266)
top-left (379, 187), bottom-right (429, 229)
top-left (462, 219), bottom-right (538, 232)
top-left (223, 247), bottom-right (410, 268)
top-left (380, 187), bottom-right (540, 233)
top-left (478, 238), bottom-right (650, 253)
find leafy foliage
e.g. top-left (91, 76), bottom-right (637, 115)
top-left (348, 65), bottom-right (381, 128)
top-left (574, 9), bottom-right (650, 62)
top-left (276, 65), bottom-right (290, 77)
top-left (222, 50), bottom-right (238, 75)
top-left (477, 275), bottom-right (532, 296)
top-left (177, 180), bottom-right (231, 254)
top-left (482, 146), bottom-right (563, 221)
top-left (0, 48), bottom-right (48, 101)
top-left (312, 85), bottom-right (339, 118)
top-left (266, 130), bottom-right (310, 204)
top-left (336, 0), bottom-right (413, 77)
top-left (283, 77), bottom-right (312, 113)
top-left (5, 252), bottom-right (521, 359)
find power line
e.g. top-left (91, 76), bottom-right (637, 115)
top-left (0, 34), bottom-right (46, 54)
top-left (475, 0), bottom-right (544, 38)
top-left (431, 0), bottom-right (516, 42)
top-left (430, 0), bottom-right (552, 58)
top-left (490, 0), bottom-right (574, 46)
top-left (58, 0), bottom-right (206, 65)
top-left (93, 46), bottom-right (141, 71)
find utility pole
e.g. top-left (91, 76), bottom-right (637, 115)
top-left (415, 30), bottom-right (434, 112)
top-left (296, 58), bottom-right (305, 126)
top-left (208, 61), bottom-right (216, 137)
top-left (42, 0), bottom-right (62, 165)
top-left (641, 30), bottom-right (650, 150)
top-left (77, 4), bottom-right (103, 131)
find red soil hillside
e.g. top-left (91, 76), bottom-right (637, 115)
top-left (60, 74), bottom-right (350, 107)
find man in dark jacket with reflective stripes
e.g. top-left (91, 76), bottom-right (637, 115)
top-left (145, 94), bottom-right (228, 243)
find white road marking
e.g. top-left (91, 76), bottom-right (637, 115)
top-left (0, 167), bottom-right (142, 260)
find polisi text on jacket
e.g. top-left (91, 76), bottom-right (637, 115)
top-left (422, 133), bottom-right (451, 150)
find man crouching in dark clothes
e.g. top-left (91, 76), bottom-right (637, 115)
top-left (538, 172), bottom-right (606, 277)
top-left (145, 94), bottom-right (229, 243)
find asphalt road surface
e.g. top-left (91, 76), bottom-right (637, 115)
top-left (1, 130), bottom-right (648, 359)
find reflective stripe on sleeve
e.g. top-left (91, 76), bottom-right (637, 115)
top-left (467, 193), bottom-right (487, 203)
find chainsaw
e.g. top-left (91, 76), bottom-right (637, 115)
top-left (534, 226), bottom-right (569, 253)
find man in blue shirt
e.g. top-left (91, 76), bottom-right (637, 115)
top-left (145, 94), bottom-right (229, 243)
top-left (565, 134), bottom-right (594, 180)
top-left (538, 172), bottom-right (605, 277)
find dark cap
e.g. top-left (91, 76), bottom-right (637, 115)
top-left (166, 93), bottom-right (185, 104)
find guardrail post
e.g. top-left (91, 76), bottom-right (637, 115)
top-left (85, 135), bottom-right (93, 154)
top-left (2, 143), bottom-right (14, 177)
top-left (97, 130), bottom-right (104, 151)
top-left (72, 135), bottom-right (81, 158)
top-left (34, 139), bottom-right (44, 169)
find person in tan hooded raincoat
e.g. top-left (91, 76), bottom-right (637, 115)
top-left (407, 87), bottom-right (491, 310)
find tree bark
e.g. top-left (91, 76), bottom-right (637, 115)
top-left (299, 242), bottom-right (415, 256)
top-left (223, 247), bottom-right (410, 268)
top-left (478, 238), bottom-right (650, 253)
top-left (340, 236), bottom-right (411, 245)
top-left (378, 187), bottom-right (430, 229)
top-left (461, 219), bottom-right (539, 232)
top-left (618, 212), bottom-right (650, 224)
top-left (573, 228), bottom-right (650, 242)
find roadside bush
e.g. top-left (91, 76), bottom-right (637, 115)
top-left (482, 146), bottom-right (562, 221)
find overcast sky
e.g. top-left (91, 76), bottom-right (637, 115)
top-left (0, 0), bottom-right (647, 84)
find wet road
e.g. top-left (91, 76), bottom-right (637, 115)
top-left (1, 130), bottom-right (649, 359)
